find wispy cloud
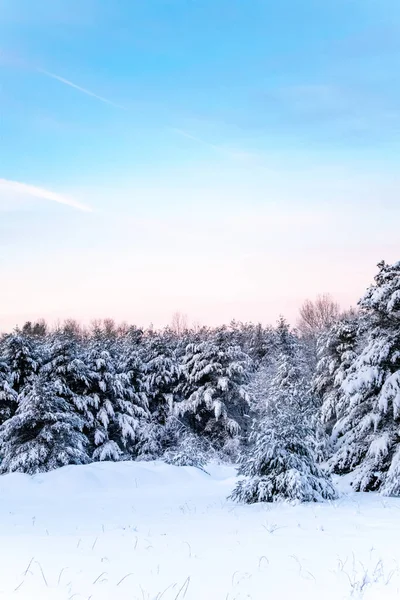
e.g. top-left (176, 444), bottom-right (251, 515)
top-left (170, 127), bottom-right (258, 161)
top-left (37, 68), bottom-right (126, 110)
top-left (170, 128), bottom-right (222, 152)
top-left (34, 62), bottom-right (259, 165)
top-left (35, 65), bottom-right (254, 161)
top-left (0, 179), bottom-right (92, 212)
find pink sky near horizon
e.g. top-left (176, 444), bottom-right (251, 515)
top-left (1, 228), bottom-right (396, 334)
top-left (1, 158), bottom-right (399, 335)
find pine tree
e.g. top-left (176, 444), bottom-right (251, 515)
top-left (119, 335), bottom-right (170, 461)
top-left (0, 356), bottom-right (17, 425)
top-left (130, 332), bottom-right (181, 459)
top-left (41, 333), bottom-right (92, 419)
top-left (330, 261), bottom-right (400, 493)
top-left (2, 329), bottom-right (39, 396)
top-left (231, 323), bottom-right (337, 503)
top-left (0, 329), bottom-right (40, 434)
top-left (177, 334), bottom-right (252, 457)
top-left (231, 411), bottom-right (337, 503)
top-left (86, 341), bottom-right (148, 461)
top-left (143, 332), bottom-right (180, 426)
top-left (313, 317), bottom-right (359, 433)
top-left (277, 318), bottom-right (330, 462)
top-left (245, 322), bottom-right (284, 422)
top-left (0, 373), bottom-right (89, 474)
top-left (248, 323), bottom-right (271, 364)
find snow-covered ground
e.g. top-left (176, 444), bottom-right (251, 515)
top-left (0, 462), bottom-right (399, 600)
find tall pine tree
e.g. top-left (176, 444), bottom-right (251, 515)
top-left (0, 355), bottom-right (17, 425)
top-left (86, 340), bottom-right (148, 461)
top-left (232, 323), bottom-right (337, 503)
top-left (177, 333), bottom-right (252, 457)
top-left (2, 329), bottom-right (39, 396)
top-left (330, 261), bottom-right (400, 493)
top-left (313, 317), bottom-right (359, 433)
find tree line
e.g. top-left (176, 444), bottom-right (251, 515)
top-left (0, 260), bottom-right (399, 502)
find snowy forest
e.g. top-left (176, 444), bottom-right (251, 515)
top-left (1, 259), bottom-right (399, 501)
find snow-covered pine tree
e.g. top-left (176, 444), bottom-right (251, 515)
top-left (136, 332), bottom-right (181, 459)
top-left (313, 317), bottom-right (359, 434)
top-left (143, 332), bottom-right (180, 424)
top-left (245, 322), bottom-right (284, 428)
top-left (2, 329), bottom-right (39, 396)
top-left (231, 411), bottom-right (338, 503)
top-left (231, 320), bottom-right (337, 503)
top-left (0, 372), bottom-right (89, 474)
top-left (176, 333), bottom-right (252, 458)
top-left (0, 356), bottom-right (17, 425)
top-left (41, 332), bottom-right (92, 420)
top-left (117, 334), bottom-right (171, 461)
top-left (276, 318), bottom-right (330, 463)
top-left (248, 323), bottom-right (278, 366)
top-left (124, 325), bottom-right (144, 348)
top-left (330, 261), bottom-right (400, 493)
top-left (86, 340), bottom-right (148, 461)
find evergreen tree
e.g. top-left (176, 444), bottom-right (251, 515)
top-left (177, 334), bottom-right (252, 457)
top-left (41, 333), bottom-right (92, 418)
top-left (86, 342), bottom-right (148, 461)
top-left (143, 333), bottom-right (180, 425)
top-left (2, 329), bottom-right (39, 396)
top-left (276, 318), bottom-right (330, 462)
top-left (245, 321), bottom-right (285, 421)
top-left (231, 412), bottom-right (337, 503)
top-left (0, 357), bottom-right (17, 425)
top-left (135, 332), bottom-right (181, 459)
top-left (330, 261), bottom-right (400, 493)
top-left (313, 317), bottom-right (359, 433)
top-left (231, 334), bottom-right (337, 503)
top-left (0, 373), bottom-right (89, 474)
top-left (248, 323), bottom-right (273, 365)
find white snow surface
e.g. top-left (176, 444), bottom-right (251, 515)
top-left (0, 461), bottom-right (400, 599)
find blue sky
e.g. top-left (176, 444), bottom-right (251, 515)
top-left (1, 0), bottom-right (399, 330)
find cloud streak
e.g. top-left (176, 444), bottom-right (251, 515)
top-left (169, 127), bottom-right (258, 162)
top-left (0, 179), bottom-right (92, 212)
top-left (35, 66), bottom-right (253, 161)
top-left (37, 68), bottom-right (126, 110)
top-left (170, 127), bottom-right (222, 152)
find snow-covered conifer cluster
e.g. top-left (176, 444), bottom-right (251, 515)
top-left (1, 260), bottom-right (399, 501)
top-left (0, 322), bottom-right (255, 474)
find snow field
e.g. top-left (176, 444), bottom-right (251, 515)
top-left (0, 461), bottom-right (399, 599)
